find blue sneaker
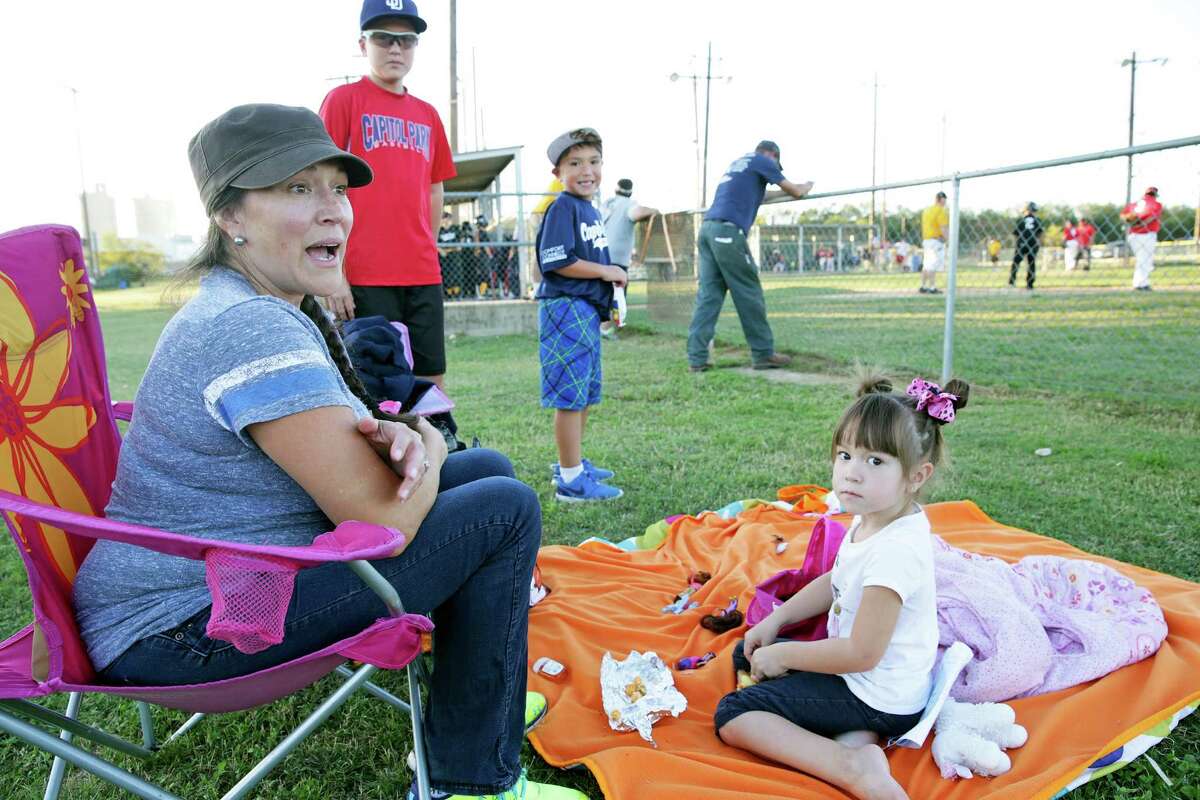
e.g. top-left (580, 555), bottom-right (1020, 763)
top-left (554, 470), bottom-right (623, 502)
top-left (550, 458), bottom-right (615, 485)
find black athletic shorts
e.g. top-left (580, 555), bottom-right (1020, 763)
top-left (713, 640), bottom-right (922, 739)
top-left (350, 284), bottom-right (446, 376)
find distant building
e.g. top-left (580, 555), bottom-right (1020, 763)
top-left (81, 184), bottom-right (117, 246)
top-left (165, 234), bottom-right (199, 267)
top-left (134, 195), bottom-right (177, 251)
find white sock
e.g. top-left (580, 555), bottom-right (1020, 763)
top-left (560, 463), bottom-right (584, 483)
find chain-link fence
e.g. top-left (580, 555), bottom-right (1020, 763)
top-left (633, 136), bottom-right (1200, 409)
top-left (437, 224), bottom-right (528, 300)
top-left (439, 189), bottom-right (550, 301)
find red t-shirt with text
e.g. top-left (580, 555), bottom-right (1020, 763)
top-left (1122, 195), bottom-right (1163, 234)
top-left (320, 78), bottom-right (456, 286)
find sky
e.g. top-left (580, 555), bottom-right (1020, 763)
top-left (2, 0), bottom-right (1199, 240)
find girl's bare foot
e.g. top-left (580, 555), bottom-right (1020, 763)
top-left (843, 744), bottom-right (909, 800)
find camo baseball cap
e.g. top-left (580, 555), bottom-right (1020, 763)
top-left (547, 128), bottom-right (602, 166)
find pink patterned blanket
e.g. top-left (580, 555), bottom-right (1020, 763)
top-left (934, 536), bottom-right (1167, 702)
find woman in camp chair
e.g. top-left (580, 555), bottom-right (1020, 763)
top-left (71, 104), bottom-right (583, 800)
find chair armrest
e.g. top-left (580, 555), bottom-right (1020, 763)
top-left (0, 490), bottom-right (405, 566)
top-left (111, 401), bottom-right (134, 422)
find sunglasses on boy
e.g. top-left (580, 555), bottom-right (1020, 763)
top-left (363, 30), bottom-right (420, 50)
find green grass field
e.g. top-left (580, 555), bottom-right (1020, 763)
top-left (636, 260), bottom-right (1200, 412)
top-left (1, 277), bottom-right (1197, 798)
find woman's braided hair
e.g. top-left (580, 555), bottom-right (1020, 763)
top-left (297, 295), bottom-right (418, 426)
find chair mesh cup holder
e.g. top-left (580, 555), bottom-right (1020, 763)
top-left (204, 549), bottom-right (301, 654)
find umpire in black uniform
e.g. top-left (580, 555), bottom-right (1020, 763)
top-left (1010, 202), bottom-right (1043, 290)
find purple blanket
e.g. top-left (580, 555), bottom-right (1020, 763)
top-left (933, 536), bottom-right (1167, 703)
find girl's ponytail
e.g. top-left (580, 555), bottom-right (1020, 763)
top-left (856, 372), bottom-right (894, 397)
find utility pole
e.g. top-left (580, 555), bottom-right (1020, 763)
top-left (692, 72), bottom-right (700, 208)
top-left (869, 73), bottom-right (878, 241)
top-left (702, 42), bottom-right (713, 204)
top-left (670, 63), bottom-right (703, 208)
top-left (471, 46), bottom-right (480, 151)
top-left (69, 87), bottom-right (98, 273)
top-left (671, 43), bottom-right (730, 208)
top-left (881, 142), bottom-right (888, 251)
top-left (1121, 51), bottom-right (1167, 206)
top-left (449, 0), bottom-right (459, 153)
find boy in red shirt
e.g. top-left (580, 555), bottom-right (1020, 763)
top-left (1076, 216), bottom-right (1096, 271)
top-left (1062, 218), bottom-right (1080, 272)
top-left (320, 0), bottom-right (456, 388)
top-left (1121, 187), bottom-right (1163, 291)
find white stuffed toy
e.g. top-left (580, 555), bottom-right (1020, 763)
top-left (931, 698), bottom-right (1028, 779)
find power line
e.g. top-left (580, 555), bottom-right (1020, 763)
top-left (670, 42), bottom-right (731, 207)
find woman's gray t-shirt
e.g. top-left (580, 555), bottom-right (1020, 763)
top-left (73, 267), bottom-right (368, 670)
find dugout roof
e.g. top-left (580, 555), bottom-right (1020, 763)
top-left (444, 146), bottom-right (521, 202)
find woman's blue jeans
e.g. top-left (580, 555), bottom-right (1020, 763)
top-left (101, 448), bottom-right (540, 795)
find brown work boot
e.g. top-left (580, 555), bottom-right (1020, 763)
top-left (752, 353), bottom-right (792, 370)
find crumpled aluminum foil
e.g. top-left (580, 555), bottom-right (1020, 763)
top-left (600, 650), bottom-right (687, 746)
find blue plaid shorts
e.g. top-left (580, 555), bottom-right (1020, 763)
top-left (539, 297), bottom-right (602, 410)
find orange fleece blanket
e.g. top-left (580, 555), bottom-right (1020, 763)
top-left (527, 501), bottom-right (1200, 799)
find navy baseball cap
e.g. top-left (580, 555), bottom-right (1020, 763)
top-left (361, 0), bottom-right (427, 33)
top-left (756, 139), bottom-right (782, 166)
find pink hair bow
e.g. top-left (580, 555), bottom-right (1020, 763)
top-left (906, 378), bottom-right (958, 423)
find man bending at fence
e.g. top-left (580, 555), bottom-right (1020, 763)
top-left (686, 140), bottom-right (812, 372)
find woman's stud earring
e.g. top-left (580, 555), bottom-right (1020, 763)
top-left (233, 236), bottom-right (247, 246)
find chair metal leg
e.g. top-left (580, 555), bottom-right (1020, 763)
top-left (163, 713), bottom-right (205, 747)
top-left (335, 664), bottom-right (412, 714)
top-left (408, 662), bottom-right (431, 800)
top-left (0, 699), bottom-right (154, 760)
top-left (136, 702), bottom-right (156, 750)
top-left (43, 692), bottom-right (81, 800)
top-left (217, 663), bottom-right (378, 800)
top-left (0, 708), bottom-right (180, 800)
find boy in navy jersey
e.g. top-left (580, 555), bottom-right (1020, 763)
top-left (536, 129), bottom-right (627, 502)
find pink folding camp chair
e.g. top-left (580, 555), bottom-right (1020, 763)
top-left (0, 224), bottom-right (438, 799)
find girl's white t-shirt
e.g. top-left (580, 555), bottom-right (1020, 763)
top-left (827, 509), bottom-right (938, 714)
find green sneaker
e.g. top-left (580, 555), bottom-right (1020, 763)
top-left (406, 769), bottom-right (589, 800)
top-left (524, 691), bottom-right (548, 734)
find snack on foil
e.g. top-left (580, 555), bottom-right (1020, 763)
top-left (600, 650), bottom-right (687, 746)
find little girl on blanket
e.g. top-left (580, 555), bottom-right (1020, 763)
top-left (714, 374), bottom-right (969, 800)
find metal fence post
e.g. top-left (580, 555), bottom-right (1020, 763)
top-left (514, 149), bottom-right (529, 296)
top-left (941, 173), bottom-right (962, 384)
top-left (797, 224), bottom-right (804, 270)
